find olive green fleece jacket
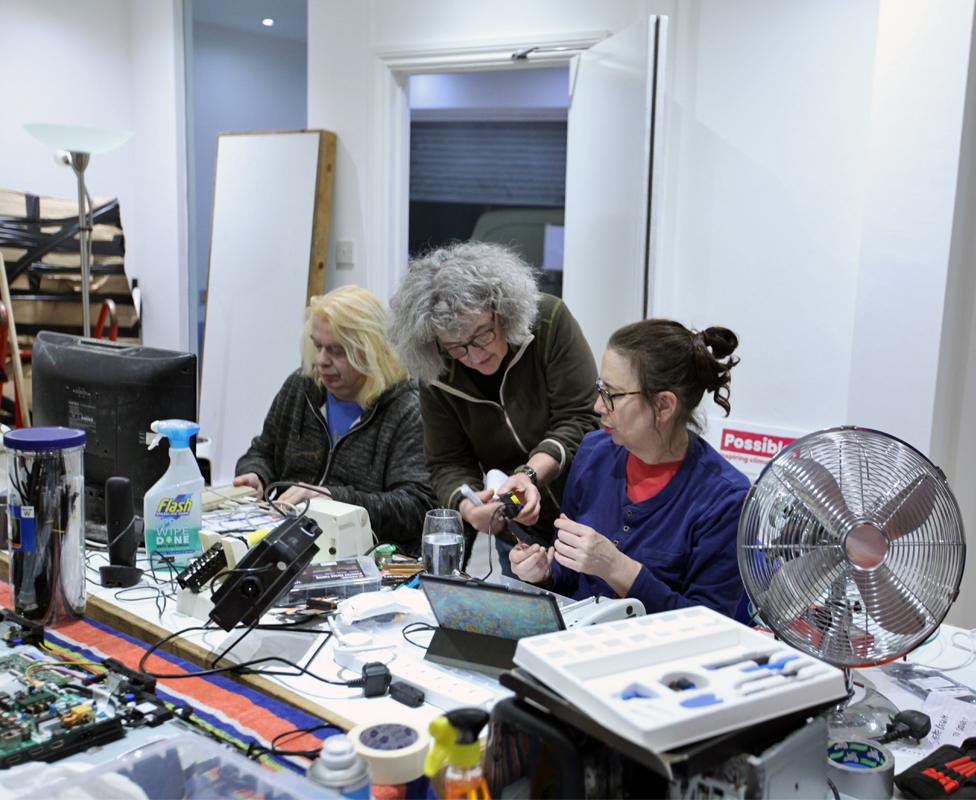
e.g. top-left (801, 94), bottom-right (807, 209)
top-left (420, 294), bottom-right (600, 545)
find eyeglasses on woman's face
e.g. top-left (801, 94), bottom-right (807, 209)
top-left (439, 312), bottom-right (497, 359)
top-left (595, 378), bottom-right (641, 412)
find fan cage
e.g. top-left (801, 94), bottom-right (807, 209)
top-left (738, 426), bottom-right (966, 668)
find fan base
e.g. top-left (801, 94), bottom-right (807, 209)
top-left (828, 681), bottom-right (898, 739)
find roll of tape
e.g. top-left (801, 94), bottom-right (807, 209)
top-left (351, 722), bottom-right (430, 785)
top-left (826, 739), bottom-right (895, 800)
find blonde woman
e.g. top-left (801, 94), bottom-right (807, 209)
top-left (234, 286), bottom-right (435, 552)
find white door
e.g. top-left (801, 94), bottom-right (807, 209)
top-left (200, 131), bottom-right (329, 485)
top-left (562, 16), bottom-right (667, 359)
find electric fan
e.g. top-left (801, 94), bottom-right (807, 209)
top-left (738, 426), bottom-right (966, 732)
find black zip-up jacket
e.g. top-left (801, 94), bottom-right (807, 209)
top-left (235, 372), bottom-right (435, 553)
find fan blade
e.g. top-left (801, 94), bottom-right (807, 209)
top-left (852, 566), bottom-right (931, 636)
top-left (815, 578), bottom-right (857, 662)
top-left (873, 474), bottom-right (938, 541)
top-left (776, 458), bottom-right (857, 537)
top-left (762, 547), bottom-right (845, 625)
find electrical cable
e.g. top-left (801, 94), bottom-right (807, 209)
top-left (247, 722), bottom-right (338, 760)
top-left (263, 480), bottom-right (331, 517)
top-left (207, 562), bottom-right (275, 595)
top-left (401, 621), bottom-right (436, 650)
top-left (480, 505), bottom-right (508, 582)
top-left (907, 625), bottom-right (976, 672)
top-left (136, 624), bottom-right (371, 690)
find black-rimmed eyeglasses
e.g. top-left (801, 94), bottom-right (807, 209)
top-left (595, 378), bottom-right (641, 412)
top-left (439, 313), bottom-right (498, 359)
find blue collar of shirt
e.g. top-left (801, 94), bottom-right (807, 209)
top-left (606, 432), bottom-right (704, 513)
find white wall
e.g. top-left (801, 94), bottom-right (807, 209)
top-left (188, 19), bottom-right (307, 352)
top-left (308, 0), bottom-right (976, 626)
top-left (652, 1), bottom-right (879, 434)
top-left (127, 1), bottom-right (189, 354)
top-left (934, 6), bottom-right (976, 630)
top-left (0, 0), bottom-right (187, 351)
top-left (307, 0), bottom-right (654, 293)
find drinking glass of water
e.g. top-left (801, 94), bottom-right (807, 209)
top-left (422, 509), bottom-right (465, 576)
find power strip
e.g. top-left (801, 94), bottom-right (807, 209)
top-left (333, 646), bottom-right (498, 711)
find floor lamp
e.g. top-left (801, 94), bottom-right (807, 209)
top-left (23, 123), bottom-right (132, 337)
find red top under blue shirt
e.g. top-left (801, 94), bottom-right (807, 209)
top-left (550, 430), bottom-right (749, 617)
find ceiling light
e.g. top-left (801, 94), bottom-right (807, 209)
top-left (262, 18), bottom-right (274, 27)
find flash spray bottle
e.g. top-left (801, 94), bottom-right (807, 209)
top-left (424, 708), bottom-right (490, 800)
top-left (142, 419), bottom-right (204, 568)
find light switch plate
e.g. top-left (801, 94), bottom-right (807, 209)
top-left (336, 240), bottom-right (355, 267)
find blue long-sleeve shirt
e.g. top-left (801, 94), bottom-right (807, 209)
top-left (550, 430), bottom-right (750, 617)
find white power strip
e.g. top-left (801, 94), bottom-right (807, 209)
top-left (334, 645), bottom-right (499, 712)
top-left (514, 605), bottom-right (848, 752)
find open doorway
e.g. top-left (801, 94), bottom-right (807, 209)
top-left (407, 68), bottom-right (568, 296)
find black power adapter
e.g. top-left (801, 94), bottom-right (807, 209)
top-left (390, 681), bottom-right (425, 708)
top-left (347, 662), bottom-right (391, 698)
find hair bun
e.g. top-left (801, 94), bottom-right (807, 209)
top-left (702, 326), bottom-right (738, 359)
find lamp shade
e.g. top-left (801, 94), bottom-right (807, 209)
top-left (24, 123), bottom-right (132, 155)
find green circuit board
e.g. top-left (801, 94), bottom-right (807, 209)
top-left (0, 651), bottom-right (123, 768)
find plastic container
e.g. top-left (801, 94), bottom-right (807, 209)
top-left (284, 556), bottom-right (382, 604)
top-left (4, 426), bottom-right (86, 626)
top-left (18, 733), bottom-right (336, 799)
top-left (308, 733), bottom-right (372, 798)
top-left (143, 419), bottom-right (204, 569)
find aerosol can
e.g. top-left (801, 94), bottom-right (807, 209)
top-left (143, 419), bottom-right (204, 569)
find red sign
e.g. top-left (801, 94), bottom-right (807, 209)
top-left (720, 428), bottom-right (795, 460)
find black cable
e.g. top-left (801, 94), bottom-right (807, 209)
top-left (248, 722), bottom-right (337, 760)
top-left (207, 562), bottom-right (275, 595)
top-left (114, 585), bottom-right (173, 618)
top-left (480, 505), bottom-right (508, 582)
top-left (137, 624), bottom-right (361, 688)
top-left (263, 480), bottom-right (330, 517)
top-left (402, 621), bottom-right (436, 649)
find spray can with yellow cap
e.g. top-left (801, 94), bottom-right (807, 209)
top-left (424, 708), bottom-right (490, 800)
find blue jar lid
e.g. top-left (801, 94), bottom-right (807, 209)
top-left (4, 426), bottom-right (87, 452)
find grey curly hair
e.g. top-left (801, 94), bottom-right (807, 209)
top-left (389, 241), bottom-right (542, 383)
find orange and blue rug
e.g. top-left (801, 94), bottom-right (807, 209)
top-left (5, 599), bottom-right (337, 774)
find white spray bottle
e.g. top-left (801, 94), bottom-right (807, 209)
top-left (142, 419), bottom-right (204, 568)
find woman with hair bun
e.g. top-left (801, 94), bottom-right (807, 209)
top-left (510, 319), bottom-right (750, 617)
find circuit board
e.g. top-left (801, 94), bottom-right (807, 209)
top-left (0, 652), bottom-right (124, 768)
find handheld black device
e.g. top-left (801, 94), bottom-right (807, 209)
top-left (497, 491), bottom-right (550, 548)
top-left (209, 514), bottom-right (322, 631)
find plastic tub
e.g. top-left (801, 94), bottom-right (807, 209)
top-left (32, 733), bottom-right (339, 799)
top-left (5, 426), bottom-right (86, 625)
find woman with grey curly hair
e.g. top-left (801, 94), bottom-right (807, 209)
top-left (389, 241), bottom-right (600, 575)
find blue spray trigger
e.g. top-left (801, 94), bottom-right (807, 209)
top-left (149, 419), bottom-right (199, 450)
